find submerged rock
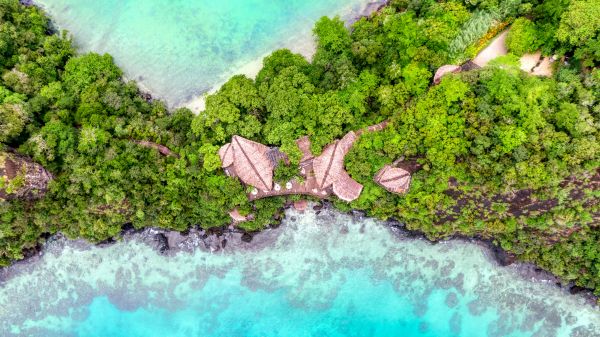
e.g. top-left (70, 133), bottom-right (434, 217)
top-left (241, 232), bottom-right (253, 243)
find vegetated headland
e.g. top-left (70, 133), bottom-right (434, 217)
top-left (1, 0), bottom-right (599, 302)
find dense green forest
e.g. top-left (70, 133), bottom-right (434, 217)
top-left (1, 0), bottom-right (600, 296)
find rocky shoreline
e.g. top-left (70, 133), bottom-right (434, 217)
top-left (1, 201), bottom-right (598, 307)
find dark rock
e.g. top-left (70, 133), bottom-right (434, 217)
top-left (140, 92), bottom-right (153, 102)
top-left (221, 239), bottom-right (227, 249)
top-left (22, 244), bottom-right (41, 259)
top-left (569, 286), bottom-right (586, 295)
top-left (491, 245), bottom-right (516, 266)
top-left (241, 232), bottom-right (253, 243)
top-left (350, 210), bottom-right (366, 218)
top-left (154, 233), bottom-right (169, 254)
top-left (121, 223), bottom-right (135, 234)
top-left (313, 203), bottom-right (323, 211)
top-left (97, 237), bottom-right (116, 247)
top-left (202, 235), bottom-right (221, 252)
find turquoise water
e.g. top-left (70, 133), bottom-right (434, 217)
top-left (34, 0), bottom-right (372, 108)
top-left (1, 208), bottom-right (599, 336)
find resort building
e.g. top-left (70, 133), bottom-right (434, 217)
top-left (374, 165), bottom-right (412, 195)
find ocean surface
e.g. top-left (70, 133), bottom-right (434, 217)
top-left (1, 208), bottom-right (599, 337)
top-left (34, 0), bottom-right (373, 108)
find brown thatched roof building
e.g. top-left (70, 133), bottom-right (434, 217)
top-left (218, 136), bottom-right (274, 192)
top-left (296, 136), bottom-right (314, 163)
top-left (333, 171), bottom-right (363, 202)
top-left (374, 165), bottom-right (411, 194)
top-left (218, 143), bottom-right (234, 168)
top-left (433, 65), bottom-right (461, 85)
top-left (313, 131), bottom-right (363, 202)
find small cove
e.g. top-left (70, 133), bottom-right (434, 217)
top-left (33, 0), bottom-right (379, 109)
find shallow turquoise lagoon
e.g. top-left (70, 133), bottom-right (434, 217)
top-left (34, 0), bottom-right (372, 107)
top-left (1, 209), bottom-right (599, 336)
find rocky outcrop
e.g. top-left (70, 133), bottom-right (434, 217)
top-left (0, 151), bottom-right (52, 201)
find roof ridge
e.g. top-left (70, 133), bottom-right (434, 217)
top-left (319, 141), bottom-right (339, 189)
top-left (233, 136), bottom-right (270, 191)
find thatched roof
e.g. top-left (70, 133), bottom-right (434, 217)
top-left (313, 131), bottom-right (357, 190)
top-left (219, 143), bottom-right (234, 167)
top-left (374, 165), bottom-right (411, 194)
top-left (296, 136), bottom-right (314, 162)
top-left (312, 131), bottom-right (362, 202)
top-left (433, 65), bottom-right (461, 85)
top-left (333, 171), bottom-right (363, 202)
top-left (218, 136), bottom-right (273, 191)
top-left (267, 147), bottom-right (288, 167)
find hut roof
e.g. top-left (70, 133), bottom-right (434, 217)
top-left (333, 171), bottom-right (363, 202)
top-left (296, 136), bottom-right (314, 162)
top-left (374, 165), bottom-right (411, 194)
top-left (231, 136), bottom-right (273, 191)
top-left (433, 65), bottom-right (461, 84)
top-left (218, 143), bottom-right (234, 168)
top-left (267, 147), bottom-right (288, 167)
top-left (313, 131), bottom-right (357, 190)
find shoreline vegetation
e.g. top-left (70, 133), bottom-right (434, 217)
top-left (1, 0), bottom-right (600, 305)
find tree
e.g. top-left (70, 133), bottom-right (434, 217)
top-left (556, 0), bottom-right (600, 66)
top-left (507, 18), bottom-right (541, 56)
top-left (0, 102), bottom-right (27, 144)
top-left (312, 16), bottom-right (356, 89)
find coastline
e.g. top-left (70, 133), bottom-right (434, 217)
top-left (2, 201), bottom-right (598, 307)
top-left (29, 0), bottom-right (388, 113)
top-left (11, 0), bottom-right (599, 314)
top-left (182, 0), bottom-right (389, 113)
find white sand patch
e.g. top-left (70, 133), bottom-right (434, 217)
top-left (532, 57), bottom-right (555, 77)
top-left (520, 51), bottom-right (542, 73)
